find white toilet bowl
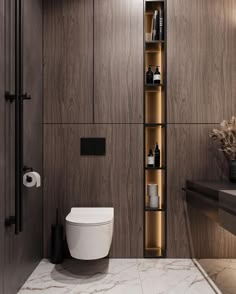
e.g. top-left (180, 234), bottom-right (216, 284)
top-left (66, 207), bottom-right (114, 260)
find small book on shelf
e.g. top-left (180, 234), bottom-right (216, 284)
top-left (151, 10), bottom-right (159, 40)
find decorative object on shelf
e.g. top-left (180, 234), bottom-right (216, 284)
top-left (148, 183), bottom-right (158, 196)
top-left (149, 195), bottom-right (159, 208)
top-left (149, 7), bottom-right (164, 41)
top-left (146, 66), bottom-right (154, 84)
top-left (159, 7), bottom-right (164, 40)
top-left (147, 149), bottom-right (154, 167)
top-left (154, 142), bottom-right (160, 167)
top-left (154, 66), bottom-right (161, 84)
top-left (151, 10), bottom-right (159, 40)
top-left (147, 184), bottom-right (159, 208)
top-left (210, 116), bottom-right (236, 183)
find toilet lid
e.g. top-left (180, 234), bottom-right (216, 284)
top-left (66, 207), bottom-right (114, 226)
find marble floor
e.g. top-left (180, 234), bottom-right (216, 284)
top-left (197, 259), bottom-right (236, 294)
top-left (18, 259), bottom-right (220, 294)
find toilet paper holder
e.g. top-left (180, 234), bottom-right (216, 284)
top-left (23, 166), bottom-right (33, 182)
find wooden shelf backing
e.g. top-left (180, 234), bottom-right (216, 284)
top-left (145, 207), bottom-right (166, 211)
top-left (145, 89), bottom-right (165, 124)
top-left (144, 247), bottom-right (165, 258)
top-left (145, 123), bottom-right (166, 127)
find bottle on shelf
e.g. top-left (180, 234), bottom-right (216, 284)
top-left (159, 7), bottom-right (164, 40)
top-left (154, 66), bottom-right (161, 84)
top-left (154, 142), bottom-right (160, 168)
top-left (146, 66), bottom-right (154, 84)
top-left (147, 149), bottom-right (154, 167)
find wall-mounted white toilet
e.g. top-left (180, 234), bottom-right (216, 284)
top-left (66, 207), bottom-right (114, 260)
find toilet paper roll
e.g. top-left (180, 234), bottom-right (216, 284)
top-left (23, 171), bottom-right (41, 188)
top-left (149, 195), bottom-right (159, 208)
top-left (147, 184), bottom-right (158, 197)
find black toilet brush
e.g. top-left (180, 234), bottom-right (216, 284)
top-left (50, 208), bottom-right (64, 264)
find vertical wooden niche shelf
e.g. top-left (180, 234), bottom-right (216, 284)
top-left (144, 0), bottom-right (167, 258)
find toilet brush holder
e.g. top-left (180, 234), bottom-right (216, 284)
top-left (50, 209), bottom-right (64, 264)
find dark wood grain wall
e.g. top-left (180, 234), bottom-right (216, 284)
top-left (43, 0), bottom-right (144, 258)
top-left (167, 0), bottom-right (236, 257)
top-left (44, 0), bottom-right (93, 123)
top-left (94, 0), bottom-right (143, 123)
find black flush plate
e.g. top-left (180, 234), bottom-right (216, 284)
top-left (80, 138), bottom-right (106, 156)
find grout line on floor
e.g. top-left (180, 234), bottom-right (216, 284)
top-left (136, 259), bottom-right (145, 294)
top-left (192, 258), bottom-right (222, 294)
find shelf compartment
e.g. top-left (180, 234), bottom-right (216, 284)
top-left (145, 169), bottom-right (165, 209)
top-left (144, 247), bottom-right (165, 258)
top-left (145, 1), bottom-right (164, 42)
top-left (145, 89), bottom-right (165, 124)
top-left (145, 126), bottom-right (166, 168)
top-left (145, 211), bottom-right (165, 257)
top-left (145, 48), bottom-right (165, 84)
top-left (145, 42), bottom-right (164, 52)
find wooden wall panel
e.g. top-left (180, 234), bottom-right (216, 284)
top-left (44, 124), bottom-right (143, 258)
top-left (188, 206), bottom-right (236, 258)
top-left (94, 0), bottom-right (143, 123)
top-left (4, 1), bottom-right (43, 293)
top-left (44, 0), bottom-right (93, 123)
top-left (167, 0), bottom-right (236, 123)
top-left (167, 124), bottom-right (228, 257)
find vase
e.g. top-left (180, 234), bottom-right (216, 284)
top-left (229, 160), bottom-right (236, 183)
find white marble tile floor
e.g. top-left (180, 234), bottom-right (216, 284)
top-left (18, 259), bottom-right (219, 294)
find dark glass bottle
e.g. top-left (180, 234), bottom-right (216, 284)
top-left (154, 143), bottom-right (160, 168)
top-left (147, 149), bottom-right (154, 167)
top-left (154, 66), bottom-right (161, 84)
top-left (146, 66), bottom-right (153, 84)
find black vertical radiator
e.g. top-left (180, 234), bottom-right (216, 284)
top-left (5, 0), bottom-right (31, 234)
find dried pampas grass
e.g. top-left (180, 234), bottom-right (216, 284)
top-left (210, 116), bottom-right (236, 161)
